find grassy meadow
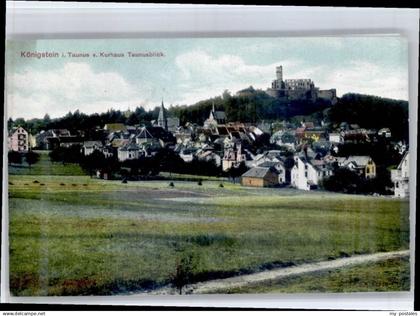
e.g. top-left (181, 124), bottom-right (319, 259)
top-left (8, 155), bottom-right (410, 296)
top-left (209, 257), bottom-right (411, 294)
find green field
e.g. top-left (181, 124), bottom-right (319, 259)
top-left (209, 257), bottom-right (411, 294)
top-left (8, 155), bottom-right (410, 296)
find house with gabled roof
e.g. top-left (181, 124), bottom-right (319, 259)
top-left (291, 154), bottom-right (334, 190)
top-left (222, 142), bottom-right (247, 171)
top-left (117, 143), bottom-right (143, 161)
top-left (241, 166), bottom-right (279, 187)
top-left (335, 155), bottom-right (376, 179)
top-left (104, 123), bottom-right (127, 133)
top-left (135, 126), bottom-right (175, 147)
top-left (8, 126), bottom-right (30, 152)
top-left (83, 141), bottom-right (103, 156)
top-left (257, 160), bottom-right (287, 184)
top-left (204, 103), bottom-right (226, 129)
top-left (196, 150), bottom-right (222, 167)
top-left (391, 151), bottom-right (409, 198)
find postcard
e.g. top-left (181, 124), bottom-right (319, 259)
top-left (5, 36), bottom-right (411, 297)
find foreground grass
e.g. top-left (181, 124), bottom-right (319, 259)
top-left (8, 174), bottom-right (409, 296)
top-left (213, 257), bottom-right (410, 294)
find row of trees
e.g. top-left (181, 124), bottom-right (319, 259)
top-left (321, 167), bottom-right (393, 195)
top-left (327, 93), bottom-right (409, 142)
top-left (8, 91), bottom-right (408, 145)
top-left (8, 151), bottom-right (40, 167)
top-left (47, 146), bottom-right (249, 179)
top-left (8, 88), bottom-right (336, 135)
top-left (325, 139), bottom-right (402, 195)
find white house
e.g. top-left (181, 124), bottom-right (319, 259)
top-left (328, 133), bottom-right (343, 144)
top-left (196, 150), bottom-right (222, 167)
top-left (8, 126), bottom-right (30, 152)
top-left (291, 155), bottom-right (333, 190)
top-left (391, 151), bottom-right (409, 198)
top-left (179, 148), bottom-right (196, 162)
top-left (118, 143), bottom-right (142, 161)
top-left (378, 128), bottom-right (392, 138)
top-left (82, 141), bottom-right (103, 156)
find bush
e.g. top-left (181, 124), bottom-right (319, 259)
top-left (171, 250), bottom-right (201, 294)
top-left (219, 183), bottom-right (224, 188)
top-left (197, 180), bottom-right (202, 186)
top-left (8, 151), bottom-right (22, 165)
top-left (321, 168), bottom-right (362, 194)
top-left (25, 151), bottom-right (40, 168)
top-left (169, 182), bottom-right (174, 187)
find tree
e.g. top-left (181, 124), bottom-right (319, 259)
top-left (49, 145), bottom-right (82, 165)
top-left (8, 151), bottom-right (22, 165)
top-left (25, 151), bottom-right (40, 168)
top-left (7, 118), bottom-right (14, 130)
top-left (79, 150), bottom-right (106, 177)
top-left (171, 250), bottom-right (200, 294)
top-left (321, 167), bottom-right (363, 194)
top-left (226, 162), bottom-right (249, 183)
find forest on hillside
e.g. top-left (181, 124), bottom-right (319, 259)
top-left (8, 90), bottom-right (408, 141)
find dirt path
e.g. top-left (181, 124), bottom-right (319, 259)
top-left (143, 250), bottom-right (409, 295)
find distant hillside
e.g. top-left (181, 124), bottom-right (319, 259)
top-left (326, 93), bottom-right (409, 141)
top-left (169, 89), bottom-right (332, 125)
top-left (8, 90), bottom-right (408, 142)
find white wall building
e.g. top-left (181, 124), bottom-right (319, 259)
top-left (291, 156), bottom-right (333, 190)
top-left (118, 143), bottom-right (141, 161)
top-left (391, 151), bottom-right (409, 198)
top-left (8, 126), bottom-right (30, 152)
top-left (328, 133), bottom-right (343, 144)
top-left (83, 141), bottom-right (103, 156)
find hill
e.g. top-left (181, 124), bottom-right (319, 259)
top-left (326, 93), bottom-right (409, 141)
top-left (8, 90), bottom-right (408, 142)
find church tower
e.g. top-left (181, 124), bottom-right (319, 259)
top-left (157, 100), bottom-right (168, 131)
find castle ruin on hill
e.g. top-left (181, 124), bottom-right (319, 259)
top-left (266, 66), bottom-right (337, 104)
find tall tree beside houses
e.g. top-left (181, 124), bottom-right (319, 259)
top-left (25, 151), bottom-right (40, 168)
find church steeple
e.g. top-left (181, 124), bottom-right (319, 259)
top-left (158, 99), bottom-right (168, 131)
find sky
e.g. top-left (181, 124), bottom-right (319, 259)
top-left (5, 36), bottom-right (408, 120)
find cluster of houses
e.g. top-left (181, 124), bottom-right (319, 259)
top-left (8, 98), bottom-right (410, 199)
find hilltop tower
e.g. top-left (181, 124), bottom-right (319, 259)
top-left (157, 100), bottom-right (168, 131)
top-left (276, 65), bottom-right (283, 82)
